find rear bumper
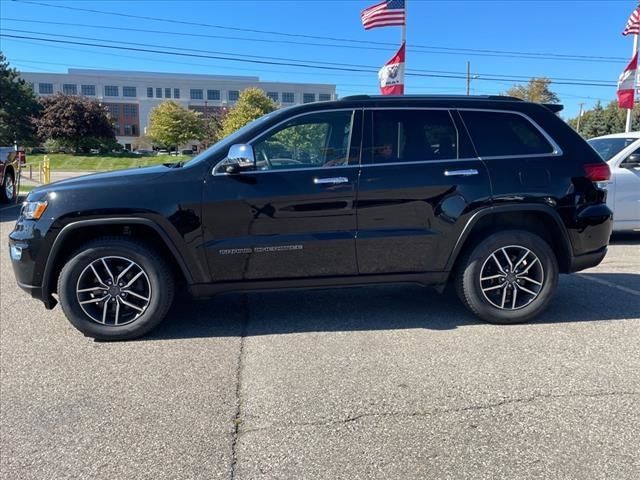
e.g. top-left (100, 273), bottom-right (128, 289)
top-left (568, 246), bottom-right (608, 273)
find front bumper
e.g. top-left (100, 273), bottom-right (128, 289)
top-left (568, 246), bottom-right (608, 273)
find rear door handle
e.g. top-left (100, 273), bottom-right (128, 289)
top-left (444, 169), bottom-right (479, 177)
top-left (314, 177), bottom-right (349, 185)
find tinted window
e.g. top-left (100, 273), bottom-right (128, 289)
top-left (461, 110), bottom-right (554, 157)
top-left (588, 137), bottom-right (638, 161)
top-left (252, 111), bottom-right (356, 170)
top-left (371, 109), bottom-right (458, 163)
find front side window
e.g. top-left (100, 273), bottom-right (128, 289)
top-left (123, 86), bottom-right (136, 97)
top-left (461, 110), bottom-right (554, 157)
top-left (588, 137), bottom-right (639, 161)
top-left (190, 89), bottom-right (203, 100)
top-left (82, 84), bottom-right (96, 96)
top-left (251, 110), bottom-right (356, 171)
top-left (39, 83), bottom-right (53, 94)
top-left (371, 109), bottom-right (458, 163)
top-left (63, 83), bottom-right (77, 95)
top-left (104, 85), bottom-right (119, 97)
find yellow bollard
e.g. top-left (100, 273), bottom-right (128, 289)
top-left (42, 155), bottom-right (51, 184)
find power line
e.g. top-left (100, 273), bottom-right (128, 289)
top-left (0, 32), bottom-right (618, 87)
top-left (12, 0), bottom-right (626, 63)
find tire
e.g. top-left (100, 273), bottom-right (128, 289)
top-left (57, 237), bottom-right (175, 340)
top-left (456, 230), bottom-right (558, 324)
top-left (0, 170), bottom-right (16, 203)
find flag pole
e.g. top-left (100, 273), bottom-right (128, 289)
top-left (626, 32), bottom-right (639, 132)
top-left (401, 0), bottom-right (406, 94)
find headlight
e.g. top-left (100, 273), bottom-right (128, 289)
top-left (22, 200), bottom-right (48, 220)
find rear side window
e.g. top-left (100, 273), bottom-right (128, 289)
top-left (461, 110), bottom-right (554, 157)
top-left (371, 109), bottom-right (458, 163)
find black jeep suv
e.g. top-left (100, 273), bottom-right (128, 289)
top-left (9, 95), bottom-right (612, 340)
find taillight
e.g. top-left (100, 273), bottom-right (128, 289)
top-left (584, 163), bottom-right (611, 182)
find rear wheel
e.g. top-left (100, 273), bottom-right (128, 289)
top-left (58, 237), bottom-right (174, 340)
top-left (0, 170), bottom-right (16, 203)
top-left (456, 230), bottom-right (558, 324)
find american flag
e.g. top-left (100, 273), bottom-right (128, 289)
top-left (361, 0), bottom-right (405, 30)
top-left (623, 6), bottom-right (640, 36)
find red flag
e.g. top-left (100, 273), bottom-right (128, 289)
top-left (623, 6), bottom-right (640, 36)
top-left (378, 42), bottom-right (405, 95)
top-left (617, 52), bottom-right (637, 109)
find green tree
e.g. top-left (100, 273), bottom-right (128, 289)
top-left (568, 100), bottom-right (640, 138)
top-left (147, 101), bottom-right (205, 149)
top-left (505, 77), bottom-right (560, 104)
top-left (221, 88), bottom-right (276, 137)
top-left (0, 52), bottom-right (42, 145)
top-left (36, 93), bottom-right (115, 152)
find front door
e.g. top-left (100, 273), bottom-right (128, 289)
top-left (201, 109), bottom-right (362, 282)
top-left (356, 108), bottom-right (491, 274)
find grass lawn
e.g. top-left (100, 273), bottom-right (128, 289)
top-left (27, 153), bottom-right (192, 171)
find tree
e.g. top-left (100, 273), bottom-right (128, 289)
top-left (36, 94), bottom-right (115, 152)
top-left (221, 88), bottom-right (276, 137)
top-left (567, 100), bottom-right (640, 138)
top-left (0, 52), bottom-right (42, 145)
top-left (147, 101), bottom-right (204, 149)
top-left (505, 77), bottom-right (560, 104)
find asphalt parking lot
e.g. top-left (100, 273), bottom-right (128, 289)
top-left (1, 203), bottom-right (639, 480)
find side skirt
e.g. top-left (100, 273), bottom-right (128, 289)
top-left (188, 272), bottom-right (451, 297)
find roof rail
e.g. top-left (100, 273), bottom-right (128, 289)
top-left (339, 94), bottom-right (523, 101)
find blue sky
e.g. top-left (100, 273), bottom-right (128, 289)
top-left (0, 0), bottom-right (636, 118)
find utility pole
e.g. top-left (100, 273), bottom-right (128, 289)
top-left (466, 61), bottom-right (471, 95)
top-left (576, 102), bottom-right (585, 134)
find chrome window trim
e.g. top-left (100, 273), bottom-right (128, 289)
top-left (212, 108), bottom-right (361, 176)
top-left (457, 108), bottom-right (563, 158)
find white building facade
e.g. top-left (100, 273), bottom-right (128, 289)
top-left (21, 69), bottom-right (337, 150)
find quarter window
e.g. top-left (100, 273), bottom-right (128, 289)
top-left (62, 83), bottom-right (77, 95)
top-left (104, 85), bottom-right (119, 97)
top-left (371, 109), bottom-right (459, 163)
top-left (251, 111), bottom-right (356, 171)
top-left (460, 110), bottom-right (554, 157)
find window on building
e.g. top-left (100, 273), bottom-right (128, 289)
top-left (207, 89), bottom-right (220, 100)
top-left (123, 104), bottom-right (138, 116)
top-left (156, 87), bottom-right (163, 98)
top-left (190, 89), bottom-right (204, 100)
top-left (104, 85), bottom-right (119, 97)
top-left (303, 93), bottom-right (316, 104)
top-left (228, 90), bottom-right (239, 102)
top-left (39, 83), bottom-right (53, 94)
top-left (123, 125), bottom-right (133, 136)
top-left (165, 88), bottom-right (171, 98)
top-left (113, 123), bottom-right (120, 135)
top-left (319, 93), bottom-right (331, 101)
top-left (104, 103), bottom-right (120, 119)
top-left (123, 86), bottom-right (137, 97)
top-left (371, 109), bottom-right (459, 164)
top-left (174, 88), bottom-right (180, 99)
top-left (81, 84), bottom-right (96, 96)
top-left (282, 92), bottom-right (295, 103)
top-left (460, 110), bottom-right (554, 157)
top-left (267, 91), bottom-right (279, 103)
top-left (62, 84), bottom-right (77, 95)
top-left (147, 87), bottom-right (153, 98)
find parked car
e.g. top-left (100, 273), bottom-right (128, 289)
top-left (133, 149), bottom-right (156, 156)
top-left (0, 146), bottom-right (21, 203)
top-left (9, 95), bottom-right (613, 340)
top-left (156, 149), bottom-right (169, 155)
top-left (587, 132), bottom-right (640, 232)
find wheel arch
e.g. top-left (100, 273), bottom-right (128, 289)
top-left (42, 218), bottom-right (193, 307)
top-left (446, 205), bottom-right (574, 275)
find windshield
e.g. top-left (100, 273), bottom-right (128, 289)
top-left (587, 137), bottom-right (639, 161)
top-left (183, 112), bottom-right (277, 167)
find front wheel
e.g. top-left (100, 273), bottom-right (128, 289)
top-left (0, 171), bottom-right (16, 203)
top-left (58, 237), bottom-right (175, 340)
top-left (456, 230), bottom-right (558, 324)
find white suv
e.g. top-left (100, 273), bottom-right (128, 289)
top-left (588, 132), bottom-right (640, 232)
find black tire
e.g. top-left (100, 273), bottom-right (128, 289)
top-left (0, 170), bottom-right (16, 203)
top-left (456, 230), bottom-right (558, 324)
top-left (57, 237), bottom-right (174, 340)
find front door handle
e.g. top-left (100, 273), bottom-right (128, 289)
top-left (444, 169), bottom-right (479, 177)
top-left (314, 177), bottom-right (349, 185)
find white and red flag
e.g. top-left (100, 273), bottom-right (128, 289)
top-left (361, 0), bottom-right (405, 30)
top-left (617, 51), bottom-right (638, 109)
top-left (623, 6), bottom-right (640, 36)
top-left (378, 42), bottom-right (405, 95)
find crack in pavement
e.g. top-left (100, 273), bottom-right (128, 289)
top-left (237, 390), bottom-right (639, 436)
top-left (229, 293), bottom-right (249, 480)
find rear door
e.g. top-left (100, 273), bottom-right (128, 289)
top-left (201, 109), bottom-right (362, 281)
top-left (612, 146), bottom-right (640, 225)
top-left (355, 108), bottom-right (491, 274)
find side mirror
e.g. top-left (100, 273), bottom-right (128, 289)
top-left (225, 144), bottom-right (255, 174)
top-left (622, 153), bottom-right (640, 169)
